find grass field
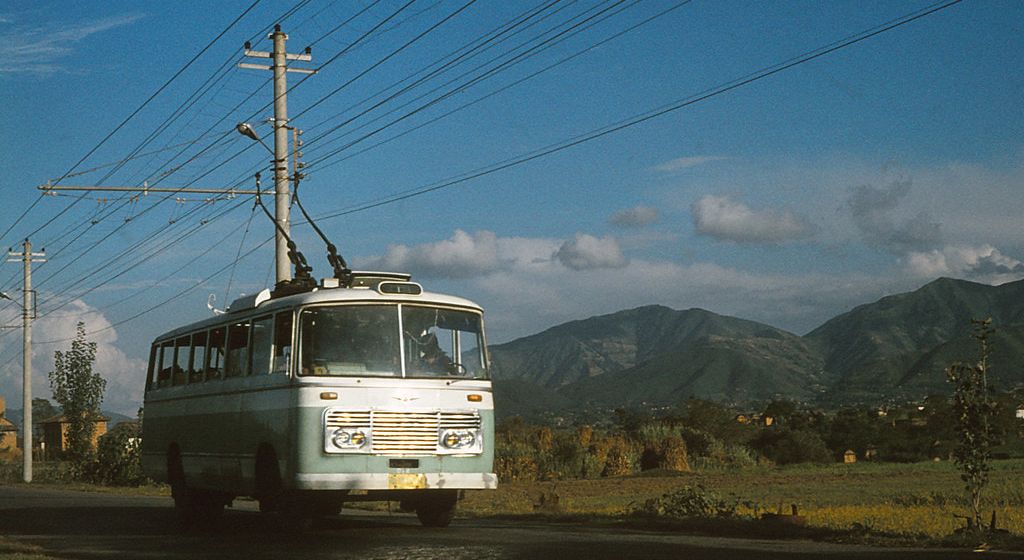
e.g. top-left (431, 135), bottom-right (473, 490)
top-left (461, 459), bottom-right (1024, 539)
top-left (3, 459), bottom-right (1021, 546)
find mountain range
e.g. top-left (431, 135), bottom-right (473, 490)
top-left (489, 277), bottom-right (1024, 417)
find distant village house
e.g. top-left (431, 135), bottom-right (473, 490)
top-left (41, 414), bottom-right (108, 460)
top-left (0, 396), bottom-right (20, 461)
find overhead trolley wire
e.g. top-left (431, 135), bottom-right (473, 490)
top-left (25, 0), bottom-right (316, 279)
top-left (312, 1), bottom-right (687, 172)
top-left (26, 0), bottom-right (963, 346)
top-left (20, 2), bottom-right (424, 304)
top-left (306, 0), bottom-right (964, 221)
top-left (13, 0), bottom-right (264, 246)
top-left (295, 0), bottom-right (569, 139)
top-left (302, 0), bottom-right (636, 167)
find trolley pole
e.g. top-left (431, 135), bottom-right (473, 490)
top-left (6, 239), bottom-right (44, 483)
top-left (240, 25), bottom-right (315, 285)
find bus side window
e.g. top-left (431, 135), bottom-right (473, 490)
top-left (225, 321), bottom-right (250, 378)
top-left (250, 316), bottom-right (273, 376)
top-left (207, 327), bottom-right (226, 380)
top-left (158, 341), bottom-right (173, 388)
top-left (146, 344), bottom-right (158, 391)
top-left (173, 336), bottom-right (190, 386)
top-left (272, 312), bottom-right (292, 374)
top-left (190, 331), bottom-right (207, 383)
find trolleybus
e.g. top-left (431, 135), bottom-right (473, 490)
top-left (141, 272), bottom-right (495, 527)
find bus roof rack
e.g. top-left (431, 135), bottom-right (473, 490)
top-left (345, 271), bottom-right (412, 289)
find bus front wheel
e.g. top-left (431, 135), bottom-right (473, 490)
top-left (412, 490), bottom-right (458, 528)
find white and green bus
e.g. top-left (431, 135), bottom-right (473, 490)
top-left (141, 272), bottom-right (495, 527)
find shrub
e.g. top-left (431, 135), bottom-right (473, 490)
top-left (93, 422), bottom-right (148, 486)
top-left (638, 484), bottom-right (738, 519)
top-left (750, 428), bottom-right (831, 465)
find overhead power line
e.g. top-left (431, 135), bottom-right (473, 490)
top-left (307, 0), bottom-right (963, 221)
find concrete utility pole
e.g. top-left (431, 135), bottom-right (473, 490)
top-left (240, 25), bottom-right (315, 285)
top-left (6, 240), bottom-right (44, 483)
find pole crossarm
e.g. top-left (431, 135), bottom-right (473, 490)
top-left (38, 184), bottom-right (276, 195)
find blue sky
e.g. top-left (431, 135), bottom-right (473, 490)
top-left (1, 0), bottom-right (1022, 413)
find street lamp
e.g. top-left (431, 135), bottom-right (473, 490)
top-left (236, 121), bottom-right (292, 285)
top-left (236, 122), bottom-right (273, 154)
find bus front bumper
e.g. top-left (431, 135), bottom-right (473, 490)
top-left (294, 472), bottom-right (498, 491)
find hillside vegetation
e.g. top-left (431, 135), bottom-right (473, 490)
top-left (489, 277), bottom-right (1024, 414)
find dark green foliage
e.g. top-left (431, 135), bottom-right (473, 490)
top-left (31, 398), bottom-right (58, 446)
top-left (93, 421), bottom-right (147, 486)
top-left (638, 484), bottom-right (738, 519)
top-left (947, 318), bottom-right (997, 532)
top-left (750, 428), bottom-right (831, 465)
top-left (47, 322), bottom-right (106, 476)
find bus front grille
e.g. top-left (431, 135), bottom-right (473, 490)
top-left (324, 409), bottom-right (481, 455)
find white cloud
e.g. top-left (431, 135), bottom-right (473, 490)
top-left (691, 195), bottom-right (815, 243)
top-left (553, 234), bottom-right (627, 270)
top-left (905, 245), bottom-right (1024, 284)
top-left (364, 230), bottom-right (560, 279)
top-left (653, 155), bottom-right (728, 172)
top-left (0, 298), bottom-right (146, 416)
top-left (610, 205), bottom-right (658, 228)
top-left (0, 14), bottom-right (142, 75)
top-left (844, 178), bottom-right (942, 252)
top-left (468, 256), bottom-right (899, 343)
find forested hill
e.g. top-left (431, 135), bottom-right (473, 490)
top-left (489, 277), bottom-right (1024, 415)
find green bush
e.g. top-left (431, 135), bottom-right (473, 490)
top-left (750, 428), bottom-right (831, 465)
top-left (92, 422), bottom-right (148, 486)
top-left (638, 484), bottom-right (738, 519)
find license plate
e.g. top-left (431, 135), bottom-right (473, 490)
top-left (388, 473), bottom-right (427, 489)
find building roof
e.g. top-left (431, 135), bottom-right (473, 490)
top-left (40, 414), bottom-right (110, 424)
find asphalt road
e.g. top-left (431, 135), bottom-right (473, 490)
top-left (0, 485), bottom-right (1020, 560)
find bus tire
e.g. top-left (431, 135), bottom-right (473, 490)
top-left (415, 490), bottom-right (458, 528)
top-left (168, 446), bottom-right (225, 526)
top-left (255, 446), bottom-right (283, 513)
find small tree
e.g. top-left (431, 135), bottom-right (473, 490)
top-left (48, 322), bottom-right (106, 474)
top-left (946, 318), bottom-right (996, 532)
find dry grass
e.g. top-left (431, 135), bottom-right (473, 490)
top-left (461, 459), bottom-right (1024, 539)
top-left (0, 536), bottom-right (60, 560)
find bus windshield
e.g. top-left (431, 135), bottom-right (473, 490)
top-left (299, 304), bottom-right (488, 379)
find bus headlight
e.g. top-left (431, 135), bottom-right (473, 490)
top-left (438, 428), bottom-right (481, 453)
top-left (328, 427), bottom-right (370, 452)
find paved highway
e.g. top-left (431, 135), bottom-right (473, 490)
top-left (0, 486), bottom-right (1019, 559)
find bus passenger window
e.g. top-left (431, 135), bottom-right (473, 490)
top-left (173, 336), bottom-right (190, 386)
top-left (225, 321), bottom-right (250, 378)
top-left (147, 344), bottom-right (158, 391)
top-left (190, 331), bottom-right (207, 383)
top-left (250, 316), bottom-right (273, 376)
top-left (158, 341), bottom-right (173, 388)
top-left (207, 327), bottom-right (226, 380)
top-left (272, 312), bottom-right (292, 374)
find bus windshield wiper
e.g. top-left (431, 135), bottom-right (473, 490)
top-left (292, 172), bottom-right (353, 287)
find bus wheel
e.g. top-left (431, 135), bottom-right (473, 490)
top-left (168, 449), bottom-right (226, 525)
top-left (255, 446), bottom-right (283, 513)
top-left (415, 491), bottom-right (458, 528)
